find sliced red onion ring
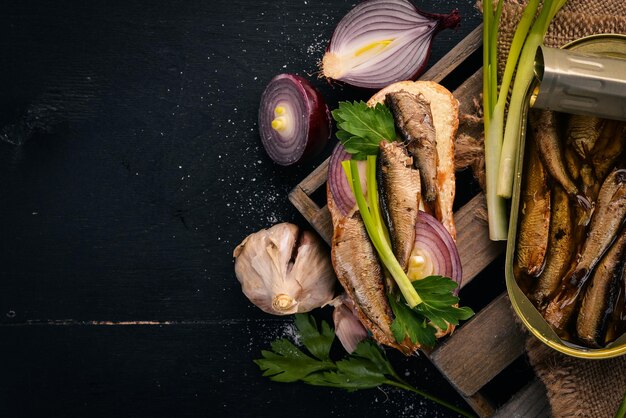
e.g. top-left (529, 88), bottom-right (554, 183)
top-left (258, 74), bottom-right (331, 166)
top-left (321, 0), bottom-right (460, 89)
top-left (328, 143), bottom-right (367, 216)
top-left (412, 211), bottom-right (462, 294)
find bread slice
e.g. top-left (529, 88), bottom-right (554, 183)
top-left (367, 81), bottom-right (459, 240)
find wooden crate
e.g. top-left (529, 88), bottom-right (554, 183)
top-left (288, 25), bottom-right (551, 418)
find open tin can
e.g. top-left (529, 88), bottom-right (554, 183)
top-left (505, 34), bottom-right (626, 359)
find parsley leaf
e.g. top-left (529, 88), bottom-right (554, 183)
top-left (389, 295), bottom-right (437, 348)
top-left (332, 101), bottom-right (396, 160)
top-left (254, 339), bottom-right (334, 382)
top-left (294, 313), bottom-right (334, 361)
top-left (254, 314), bottom-right (476, 418)
top-left (307, 340), bottom-right (389, 391)
top-left (413, 276), bottom-right (475, 330)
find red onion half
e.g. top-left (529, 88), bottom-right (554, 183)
top-left (412, 211), bottom-right (462, 294)
top-left (328, 143), bottom-right (367, 216)
top-left (321, 0), bottom-right (460, 89)
top-left (258, 74), bottom-right (331, 166)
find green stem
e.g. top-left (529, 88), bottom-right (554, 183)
top-left (496, 0), bottom-right (540, 108)
top-left (366, 156), bottom-right (382, 231)
top-left (497, 0), bottom-right (566, 198)
top-left (384, 379), bottom-right (477, 418)
top-left (482, 0), bottom-right (508, 240)
top-left (615, 389), bottom-right (626, 418)
top-left (490, 0), bottom-right (503, 104)
top-left (482, 2), bottom-right (492, 136)
top-left (484, 104), bottom-right (509, 240)
top-left (346, 159), bottom-right (422, 307)
top-left (489, 0), bottom-right (540, 200)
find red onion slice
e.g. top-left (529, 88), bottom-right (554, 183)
top-left (412, 211), bottom-right (462, 294)
top-left (258, 74), bottom-right (331, 166)
top-left (322, 0), bottom-right (460, 89)
top-left (328, 143), bottom-right (367, 217)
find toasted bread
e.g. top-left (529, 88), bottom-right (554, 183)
top-left (368, 81), bottom-right (459, 240)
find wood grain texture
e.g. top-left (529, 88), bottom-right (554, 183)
top-left (454, 193), bottom-right (505, 286)
top-left (461, 391), bottom-right (496, 418)
top-left (429, 293), bottom-right (527, 397)
top-left (493, 380), bottom-right (550, 418)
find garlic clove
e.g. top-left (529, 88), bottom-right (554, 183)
top-left (286, 230), bottom-right (335, 312)
top-left (331, 295), bottom-right (369, 353)
top-left (234, 223), bottom-right (336, 316)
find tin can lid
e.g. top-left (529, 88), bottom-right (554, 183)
top-left (531, 45), bottom-right (626, 121)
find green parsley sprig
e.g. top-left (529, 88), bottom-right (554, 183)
top-left (255, 314), bottom-right (476, 418)
top-left (332, 101), bottom-right (396, 160)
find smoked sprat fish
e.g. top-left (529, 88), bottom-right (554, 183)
top-left (592, 121), bottom-right (626, 181)
top-left (515, 138), bottom-right (550, 278)
top-left (530, 185), bottom-right (575, 309)
top-left (378, 141), bottom-right (421, 270)
top-left (576, 231), bottom-right (626, 347)
top-left (544, 168), bottom-right (626, 333)
top-left (529, 110), bottom-right (591, 211)
top-left (385, 91), bottom-right (438, 202)
top-left (330, 212), bottom-right (398, 349)
top-left (566, 115), bottom-right (604, 159)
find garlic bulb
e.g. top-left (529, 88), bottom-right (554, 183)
top-left (233, 223), bottom-right (336, 315)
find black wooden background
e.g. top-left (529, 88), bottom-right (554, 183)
top-left (0, 1), bottom-right (519, 417)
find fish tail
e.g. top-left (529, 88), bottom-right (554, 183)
top-left (575, 194), bottom-right (592, 212)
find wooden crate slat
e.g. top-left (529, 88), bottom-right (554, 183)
top-left (419, 24), bottom-right (483, 83)
top-left (454, 193), bottom-right (505, 287)
top-left (462, 391), bottom-right (496, 418)
top-left (454, 68), bottom-right (483, 114)
top-left (297, 158), bottom-right (329, 195)
top-left (429, 293), bottom-right (526, 397)
top-left (493, 380), bottom-right (550, 418)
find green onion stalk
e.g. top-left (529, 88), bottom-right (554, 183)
top-left (496, 0), bottom-right (567, 198)
top-left (343, 156), bottom-right (422, 308)
top-left (482, 0), bottom-right (509, 241)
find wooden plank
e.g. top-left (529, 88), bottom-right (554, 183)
top-left (493, 379), bottom-right (551, 418)
top-left (429, 293), bottom-right (526, 397)
top-left (454, 68), bottom-right (483, 115)
top-left (297, 158), bottom-right (329, 195)
top-left (289, 186), bottom-right (333, 244)
top-left (454, 193), bottom-right (505, 287)
top-left (420, 24), bottom-right (483, 83)
top-left (462, 391), bottom-right (496, 418)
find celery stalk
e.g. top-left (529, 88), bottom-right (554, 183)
top-left (497, 0), bottom-right (567, 198)
top-left (345, 159), bottom-right (422, 308)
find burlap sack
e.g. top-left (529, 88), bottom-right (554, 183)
top-left (489, 1), bottom-right (626, 417)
